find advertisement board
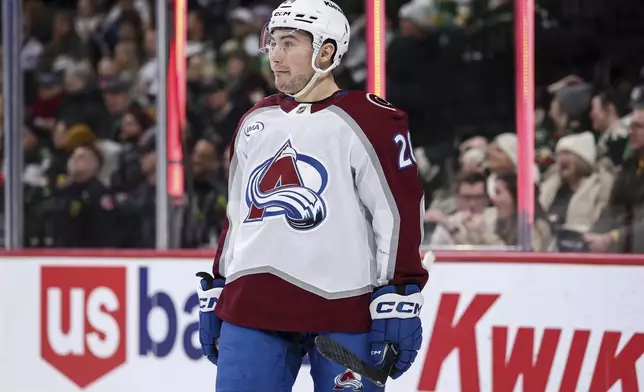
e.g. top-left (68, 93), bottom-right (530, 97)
top-left (0, 252), bottom-right (643, 392)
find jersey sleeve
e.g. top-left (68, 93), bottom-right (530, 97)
top-left (338, 94), bottom-right (428, 289)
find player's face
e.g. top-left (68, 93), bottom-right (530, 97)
top-left (266, 29), bottom-right (315, 95)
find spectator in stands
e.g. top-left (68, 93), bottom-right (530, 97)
top-left (99, 75), bottom-right (133, 138)
top-left (104, 0), bottom-right (151, 30)
top-left (48, 120), bottom-right (73, 187)
top-left (181, 138), bottom-right (227, 248)
top-left (113, 40), bottom-right (140, 80)
top-left (464, 172), bottom-right (552, 250)
top-left (113, 130), bottom-right (157, 248)
top-left (199, 77), bottom-right (249, 149)
top-left (98, 56), bottom-right (118, 78)
top-left (486, 133), bottom-right (518, 196)
top-left (75, 0), bottom-right (104, 43)
top-left (23, 124), bottom-right (52, 190)
top-left (427, 171), bottom-right (495, 246)
top-left (60, 61), bottom-right (106, 130)
top-left (461, 147), bottom-right (487, 174)
top-left (587, 103), bottom-right (644, 253)
top-left (459, 136), bottom-right (488, 174)
top-left (387, 1), bottom-right (440, 150)
top-left (103, 8), bottom-right (145, 56)
top-left (428, 135), bottom-right (488, 215)
top-left (539, 132), bottom-right (613, 233)
top-left (29, 70), bottom-right (65, 140)
top-left (22, 11), bottom-right (44, 73)
top-left (51, 144), bottom-right (115, 247)
top-left (225, 49), bottom-right (271, 105)
top-left (590, 88), bottom-right (630, 171)
top-left (187, 9), bottom-right (216, 60)
top-left (110, 104), bottom-right (154, 193)
top-left (136, 28), bottom-right (158, 106)
top-left (220, 7), bottom-right (261, 60)
top-left (548, 82), bottom-right (594, 137)
top-left (460, 136), bottom-right (488, 159)
top-left (38, 10), bottom-right (89, 72)
top-left (487, 133), bottom-right (517, 173)
top-left (63, 60), bottom-right (92, 93)
top-left (486, 133), bottom-right (541, 196)
top-left (23, 121), bottom-right (56, 247)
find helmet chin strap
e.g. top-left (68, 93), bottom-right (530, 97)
top-left (288, 70), bottom-right (324, 100)
top-left (287, 47), bottom-right (340, 100)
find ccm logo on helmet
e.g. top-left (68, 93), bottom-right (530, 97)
top-left (274, 11), bottom-right (291, 16)
top-left (324, 1), bottom-right (343, 14)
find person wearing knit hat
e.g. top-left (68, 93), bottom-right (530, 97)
top-left (555, 131), bottom-right (597, 168)
top-left (486, 133), bottom-right (541, 196)
top-left (539, 131), bottom-right (614, 234)
top-left (399, 1), bottom-right (433, 35)
top-left (64, 123), bottom-right (96, 151)
top-left (487, 133), bottom-right (517, 172)
top-left (52, 121), bottom-right (96, 152)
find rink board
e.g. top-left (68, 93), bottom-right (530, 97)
top-left (0, 251), bottom-right (643, 392)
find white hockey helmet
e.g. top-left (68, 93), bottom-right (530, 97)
top-left (262, 0), bottom-right (350, 98)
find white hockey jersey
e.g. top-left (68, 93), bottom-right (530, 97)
top-left (212, 90), bottom-right (427, 332)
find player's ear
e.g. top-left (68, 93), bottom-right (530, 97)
top-left (317, 41), bottom-right (336, 69)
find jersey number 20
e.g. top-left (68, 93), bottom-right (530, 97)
top-left (394, 131), bottom-right (417, 169)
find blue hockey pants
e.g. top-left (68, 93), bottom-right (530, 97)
top-left (215, 321), bottom-right (385, 392)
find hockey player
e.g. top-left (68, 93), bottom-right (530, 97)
top-left (196, 0), bottom-right (429, 390)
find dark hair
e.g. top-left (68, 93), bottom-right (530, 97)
top-left (596, 87), bottom-right (630, 117)
top-left (455, 171), bottom-right (486, 190)
top-left (493, 172), bottom-right (551, 247)
top-left (495, 172), bottom-right (548, 222)
top-left (271, 29), bottom-right (338, 62)
top-left (189, 9), bottom-right (207, 25)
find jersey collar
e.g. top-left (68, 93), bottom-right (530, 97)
top-left (279, 90), bottom-right (349, 114)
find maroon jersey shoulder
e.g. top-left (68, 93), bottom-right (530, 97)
top-left (332, 90), bottom-right (409, 141)
top-left (246, 93), bottom-right (285, 116)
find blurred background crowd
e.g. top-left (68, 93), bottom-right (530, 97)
top-left (1, 0), bottom-right (644, 253)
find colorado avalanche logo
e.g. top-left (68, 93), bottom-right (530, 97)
top-left (333, 369), bottom-right (364, 390)
top-left (245, 140), bottom-right (328, 230)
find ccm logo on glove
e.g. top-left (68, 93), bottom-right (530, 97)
top-left (197, 287), bottom-right (222, 312)
top-left (369, 292), bottom-right (423, 319)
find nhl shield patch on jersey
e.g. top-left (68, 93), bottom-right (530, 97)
top-left (334, 369), bottom-right (364, 390)
top-left (244, 140), bottom-right (328, 230)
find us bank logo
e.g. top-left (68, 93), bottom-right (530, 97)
top-left (40, 266), bottom-right (203, 388)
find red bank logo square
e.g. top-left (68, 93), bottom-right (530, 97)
top-left (40, 266), bottom-right (127, 388)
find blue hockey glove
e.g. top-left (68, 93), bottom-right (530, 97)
top-left (196, 272), bottom-right (225, 365)
top-left (368, 284), bottom-right (423, 379)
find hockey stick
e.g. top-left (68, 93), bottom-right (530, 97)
top-left (314, 335), bottom-right (397, 387)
